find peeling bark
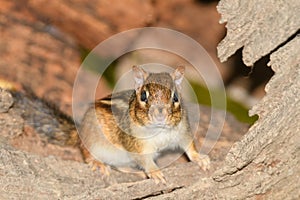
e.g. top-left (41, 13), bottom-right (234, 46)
top-left (217, 0), bottom-right (300, 66)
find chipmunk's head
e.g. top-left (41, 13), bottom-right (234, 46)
top-left (130, 66), bottom-right (185, 127)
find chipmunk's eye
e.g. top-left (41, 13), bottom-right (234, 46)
top-left (140, 90), bottom-right (148, 102)
top-left (173, 91), bottom-right (179, 103)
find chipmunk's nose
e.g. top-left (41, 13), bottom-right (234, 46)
top-left (157, 107), bottom-right (163, 113)
top-left (149, 105), bottom-right (169, 124)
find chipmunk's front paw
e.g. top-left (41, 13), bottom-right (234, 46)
top-left (147, 170), bottom-right (166, 184)
top-left (89, 160), bottom-right (111, 177)
top-left (195, 154), bottom-right (210, 171)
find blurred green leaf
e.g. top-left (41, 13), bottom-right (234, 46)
top-left (190, 81), bottom-right (258, 124)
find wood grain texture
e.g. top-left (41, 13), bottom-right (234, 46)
top-left (217, 0), bottom-right (300, 66)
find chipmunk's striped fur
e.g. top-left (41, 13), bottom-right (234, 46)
top-left (79, 66), bottom-right (210, 183)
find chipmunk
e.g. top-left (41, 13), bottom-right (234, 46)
top-left (79, 66), bottom-right (210, 183)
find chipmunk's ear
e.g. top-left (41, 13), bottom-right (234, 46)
top-left (172, 66), bottom-right (185, 87)
top-left (132, 65), bottom-right (148, 90)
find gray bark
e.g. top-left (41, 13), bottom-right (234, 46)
top-left (217, 0), bottom-right (300, 66)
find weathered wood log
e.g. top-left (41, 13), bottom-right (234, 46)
top-left (217, 0), bottom-right (300, 66)
top-left (1, 0), bottom-right (299, 199)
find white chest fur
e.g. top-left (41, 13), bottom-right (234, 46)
top-left (131, 121), bottom-right (188, 154)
